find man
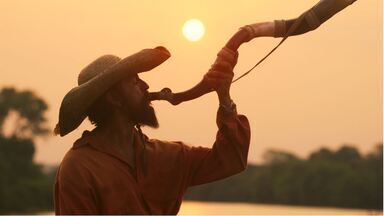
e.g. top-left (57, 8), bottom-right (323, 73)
top-left (54, 46), bottom-right (250, 214)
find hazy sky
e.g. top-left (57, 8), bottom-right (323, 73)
top-left (0, 0), bottom-right (382, 165)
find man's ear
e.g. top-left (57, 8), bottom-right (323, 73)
top-left (105, 90), bottom-right (122, 108)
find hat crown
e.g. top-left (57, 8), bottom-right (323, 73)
top-left (78, 55), bottom-right (121, 85)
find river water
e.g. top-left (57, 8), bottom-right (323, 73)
top-left (40, 201), bottom-right (382, 215)
top-left (178, 201), bottom-right (382, 215)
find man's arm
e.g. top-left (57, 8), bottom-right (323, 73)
top-left (185, 108), bottom-right (250, 187)
top-left (185, 48), bottom-right (251, 186)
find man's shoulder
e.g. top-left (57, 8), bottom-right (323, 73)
top-left (57, 146), bottom-right (99, 184)
top-left (59, 131), bottom-right (98, 171)
top-left (60, 146), bottom-right (92, 173)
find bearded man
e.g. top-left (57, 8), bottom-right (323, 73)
top-left (54, 46), bottom-right (250, 215)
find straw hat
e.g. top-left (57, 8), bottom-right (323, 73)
top-left (55, 46), bottom-right (171, 136)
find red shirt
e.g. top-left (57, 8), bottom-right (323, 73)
top-left (54, 109), bottom-right (250, 214)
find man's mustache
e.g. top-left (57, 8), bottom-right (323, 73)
top-left (142, 92), bottom-right (152, 106)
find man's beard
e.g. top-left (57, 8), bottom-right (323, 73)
top-left (122, 94), bottom-right (159, 128)
top-left (134, 103), bottom-right (159, 128)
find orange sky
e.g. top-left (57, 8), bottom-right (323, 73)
top-left (0, 0), bottom-right (382, 165)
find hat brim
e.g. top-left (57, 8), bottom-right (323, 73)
top-left (56, 46), bottom-right (171, 136)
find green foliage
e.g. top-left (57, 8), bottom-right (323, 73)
top-left (0, 87), bottom-right (55, 214)
top-left (185, 144), bottom-right (383, 210)
top-left (0, 87), bottom-right (49, 138)
top-left (263, 149), bottom-right (299, 165)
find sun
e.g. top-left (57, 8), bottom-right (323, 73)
top-left (182, 19), bottom-right (205, 42)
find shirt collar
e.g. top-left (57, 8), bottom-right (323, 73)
top-left (72, 127), bottom-right (146, 169)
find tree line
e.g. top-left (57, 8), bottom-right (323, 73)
top-left (185, 144), bottom-right (383, 210)
top-left (0, 87), bottom-right (54, 214)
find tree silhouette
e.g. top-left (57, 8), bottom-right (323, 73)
top-left (0, 87), bottom-right (49, 139)
top-left (186, 144), bottom-right (383, 210)
top-left (263, 149), bottom-right (299, 164)
top-left (0, 87), bottom-right (53, 213)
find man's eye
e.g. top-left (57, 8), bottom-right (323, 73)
top-left (130, 77), bottom-right (137, 84)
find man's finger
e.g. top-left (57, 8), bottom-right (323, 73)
top-left (204, 76), bottom-right (232, 89)
top-left (217, 47), bottom-right (238, 65)
top-left (206, 70), bottom-right (234, 79)
top-left (203, 77), bottom-right (220, 88)
top-left (211, 61), bottom-right (234, 72)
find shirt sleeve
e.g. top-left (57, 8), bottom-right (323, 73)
top-left (185, 108), bottom-right (251, 187)
top-left (54, 151), bottom-right (99, 215)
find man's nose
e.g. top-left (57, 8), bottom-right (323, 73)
top-left (139, 79), bottom-right (149, 90)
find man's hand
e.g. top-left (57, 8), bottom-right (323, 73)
top-left (204, 47), bottom-right (239, 106)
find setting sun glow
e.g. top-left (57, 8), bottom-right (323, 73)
top-left (182, 19), bottom-right (205, 42)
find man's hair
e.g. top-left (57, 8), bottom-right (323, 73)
top-left (87, 93), bottom-right (112, 127)
top-left (87, 80), bottom-right (124, 127)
